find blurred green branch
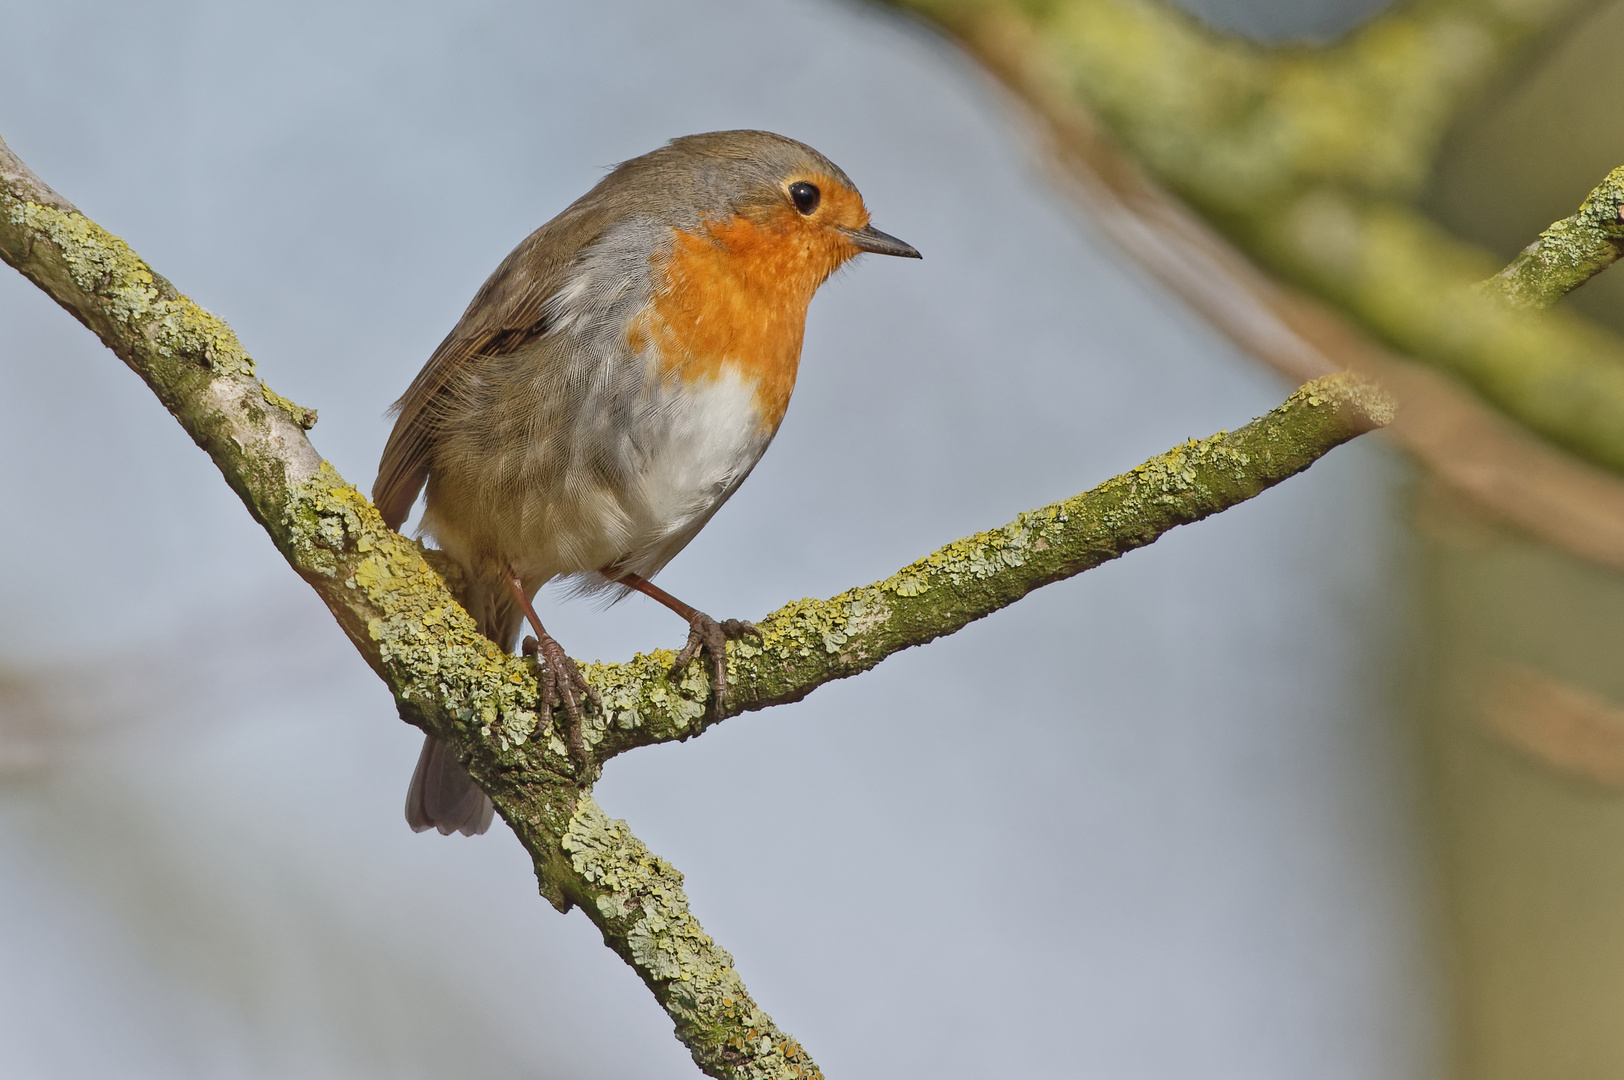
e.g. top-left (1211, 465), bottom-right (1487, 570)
top-left (889, 0), bottom-right (1624, 475)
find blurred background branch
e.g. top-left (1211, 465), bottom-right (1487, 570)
top-left (886, 0), bottom-right (1624, 523)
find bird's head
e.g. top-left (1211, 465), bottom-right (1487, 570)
top-left (601, 130), bottom-right (920, 300)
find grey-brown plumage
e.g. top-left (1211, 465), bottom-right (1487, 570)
top-left (404, 734), bottom-right (495, 835)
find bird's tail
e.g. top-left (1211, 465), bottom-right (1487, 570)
top-left (404, 572), bottom-right (523, 836)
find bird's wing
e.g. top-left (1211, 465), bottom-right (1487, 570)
top-left (372, 204), bottom-right (619, 531)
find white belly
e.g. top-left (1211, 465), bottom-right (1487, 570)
top-left (614, 369), bottom-right (772, 575)
top-left (491, 367), bottom-right (772, 589)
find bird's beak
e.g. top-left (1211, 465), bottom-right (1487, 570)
top-left (843, 224), bottom-right (922, 259)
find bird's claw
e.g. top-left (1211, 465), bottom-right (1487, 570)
top-left (522, 634), bottom-right (599, 768)
top-left (671, 614), bottom-right (762, 715)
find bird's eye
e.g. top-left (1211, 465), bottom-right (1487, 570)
top-left (788, 181), bottom-right (821, 215)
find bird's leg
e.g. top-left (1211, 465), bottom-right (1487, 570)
top-left (503, 566), bottom-right (598, 766)
top-left (612, 571), bottom-right (760, 714)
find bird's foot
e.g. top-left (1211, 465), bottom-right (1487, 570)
top-left (522, 633), bottom-right (600, 768)
top-left (671, 613), bottom-right (762, 715)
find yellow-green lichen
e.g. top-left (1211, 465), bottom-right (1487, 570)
top-left (282, 461), bottom-right (564, 766)
top-left (563, 796), bottom-right (822, 1080)
top-left (3, 197), bottom-right (255, 378)
top-left (261, 381), bottom-right (318, 429)
top-left (1484, 164), bottom-right (1624, 310)
top-left (592, 374), bottom-right (1386, 763)
top-left (575, 650), bottom-right (709, 746)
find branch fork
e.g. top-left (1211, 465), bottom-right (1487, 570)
top-left (2, 132), bottom-right (1389, 1080)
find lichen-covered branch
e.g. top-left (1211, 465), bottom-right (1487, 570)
top-left (1482, 165), bottom-right (1624, 309)
top-left (559, 797), bottom-right (822, 1079)
top-left (590, 373), bottom-right (1392, 759)
top-left (1009, 64), bottom-right (1624, 573)
top-left (888, 0), bottom-right (1624, 478)
top-left (0, 133), bottom-right (546, 776)
top-left (1249, 193), bottom-right (1624, 474)
top-left (2, 132), bottom-right (1386, 1078)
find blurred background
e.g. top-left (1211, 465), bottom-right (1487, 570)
top-left (2, 0), bottom-right (1619, 1077)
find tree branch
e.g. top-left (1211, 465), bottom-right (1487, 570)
top-left (994, 63), bottom-right (1624, 574)
top-left (2, 130), bottom-right (1387, 1077)
top-left (1481, 165), bottom-right (1624, 309)
top-left (888, 0), bottom-right (1624, 480)
top-left (594, 372), bottom-right (1392, 759)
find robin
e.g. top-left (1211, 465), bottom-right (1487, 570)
top-left (375, 130), bottom-right (920, 836)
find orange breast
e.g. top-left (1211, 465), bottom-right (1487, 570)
top-left (634, 197), bottom-right (861, 432)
